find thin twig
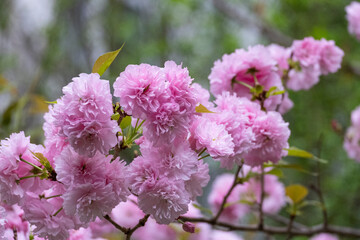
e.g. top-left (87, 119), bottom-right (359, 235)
top-left (126, 214), bottom-right (150, 240)
top-left (266, 213), bottom-right (306, 230)
top-left (13, 229), bottom-right (17, 240)
top-left (286, 214), bottom-right (296, 240)
top-left (178, 216), bottom-right (360, 238)
top-left (211, 164), bottom-right (243, 223)
top-left (104, 214), bottom-right (150, 240)
top-left (104, 214), bottom-right (128, 233)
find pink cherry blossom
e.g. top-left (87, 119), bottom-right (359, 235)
top-left (209, 45), bottom-right (284, 110)
top-left (211, 230), bottom-right (244, 240)
top-left (346, 2), bottom-right (360, 40)
top-left (189, 116), bottom-right (234, 159)
top-left (138, 177), bottom-right (190, 224)
top-left (55, 146), bottom-right (129, 224)
top-left (23, 194), bottom-right (75, 240)
top-left (344, 126), bottom-right (360, 162)
top-left (185, 159), bottom-right (210, 201)
top-left (0, 132), bottom-right (49, 205)
top-left (318, 39), bottom-right (344, 75)
top-left (310, 233), bottom-right (339, 240)
top-left (48, 73), bottom-right (120, 157)
top-left (351, 106), bottom-right (360, 127)
top-left (244, 111), bottom-right (290, 166)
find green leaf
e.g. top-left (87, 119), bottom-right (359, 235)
top-left (266, 168), bottom-right (284, 178)
top-left (285, 147), bottom-right (313, 159)
top-left (31, 151), bottom-right (53, 172)
top-left (120, 116), bottom-right (132, 129)
top-left (271, 90), bottom-right (285, 96)
top-left (111, 112), bottom-right (120, 121)
top-left (195, 104), bottom-right (216, 113)
top-left (45, 100), bottom-right (57, 104)
top-left (285, 147), bottom-right (328, 164)
top-left (285, 184), bottom-right (308, 204)
top-left (29, 94), bottom-right (49, 114)
top-left (264, 163), bottom-right (317, 176)
top-left (92, 44), bottom-right (124, 76)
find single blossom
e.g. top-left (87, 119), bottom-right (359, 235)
top-left (46, 73), bottom-right (120, 157)
top-left (346, 1), bottom-right (360, 40)
top-left (244, 111), bottom-right (290, 167)
top-left (310, 233), bottom-right (339, 240)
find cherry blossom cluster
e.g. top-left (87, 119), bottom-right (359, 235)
top-left (209, 37), bottom-right (343, 105)
top-left (0, 35), bottom-right (345, 239)
top-left (346, 1), bottom-right (360, 41)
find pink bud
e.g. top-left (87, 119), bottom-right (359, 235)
top-left (182, 222), bottom-right (195, 233)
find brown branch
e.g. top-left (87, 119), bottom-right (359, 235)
top-left (266, 213), bottom-right (306, 230)
top-left (178, 216), bottom-right (360, 238)
top-left (13, 229), bottom-right (17, 240)
top-left (211, 163), bottom-right (243, 223)
top-left (212, 0), bottom-right (292, 46)
top-left (286, 214), bottom-right (296, 240)
top-left (104, 214), bottom-right (150, 240)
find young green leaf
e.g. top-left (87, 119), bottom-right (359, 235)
top-left (92, 44), bottom-right (124, 76)
top-left (286, 184), bottom-right (308, 204)
top-left (285, 147), bottom-right (314, 158)
top-left (120, 116), bottom-right (132, 130)
top-left (266, 168), bottom-right (284, 178)
top-left (195, 104), bottom-right (216, 113)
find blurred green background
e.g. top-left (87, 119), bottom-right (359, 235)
top-left (1, 0), bottom-right (360, 239)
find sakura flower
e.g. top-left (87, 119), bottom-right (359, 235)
top-left (47, 73), bottom-right (120, 157)
top-left (189, 116), bottom-right (234, 159)
top-left (23, 194), bottom-right (75, 240)
top-left (0, 206), bottom-right (6, 240)
top-left (346, 1), bottom-right (360, 40)
top-left (209, 45), bottom-right (284, 110)
top-left (211, 230), bottom-right (244, 240)
top-left (310, 233), bottom-right (339, 240)
top-left (114, 64), bottom-right (166, 119)
top-left (138, 178), bottom-right (190, 224)
top-left (185, 159), bottom-right (210, 201)
top-left (318, 39), bottom-right (344, 75)
top-left (0, 132), bottom-right (49, 205)
top-left (244, 111), bottom-right (290, 166)
top-left (344, 126), bottom-right (360, 162)
top-left (55, 146), bottom-right (130, 224)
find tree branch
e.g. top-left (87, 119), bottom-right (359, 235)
top-left (178, 216), bottom-right (360, 238)
top-left (211, 163), bottom-right (243, 223)
top-left (104, 214), bottom-right (150, 240)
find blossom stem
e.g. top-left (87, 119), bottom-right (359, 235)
top-left (197, 148), bottom-right (207, 157)
top-left (198, 154), bottom-right (210, 161)
top-left (45, 194), bottom-right (62, 200)
top-left (20, 158), bottom-right (43, 172)
top-left (234, 79), bottom-right (253, 89)
top-left (52, 207), bottom-right (63, 217)
top-left (18, 175), bottom-right (39, 181)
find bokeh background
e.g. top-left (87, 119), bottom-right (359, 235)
top-left (1, 0), bottom-right (360, 239)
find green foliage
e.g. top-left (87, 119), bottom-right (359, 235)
top-left (92, 45), bottom-right (124, 76)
